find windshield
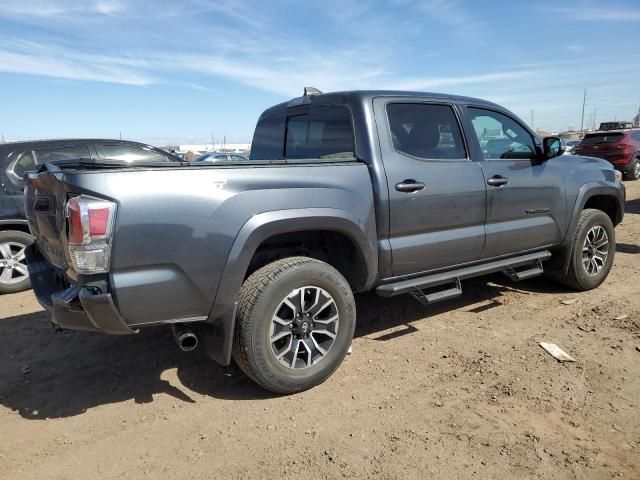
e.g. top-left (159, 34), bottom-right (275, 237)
top-left (581, 133), bottom-right (625, 144)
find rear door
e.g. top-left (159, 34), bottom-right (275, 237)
top-left (463, 106), bottom-right (566, 259)
top-left (373, 98), bottom-right (487, 277)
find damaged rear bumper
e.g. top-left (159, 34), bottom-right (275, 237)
top-left (26, 245), bottom-right (136, 335)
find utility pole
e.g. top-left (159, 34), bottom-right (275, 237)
top-left (211, 131), bottom-right (214, 150)
top-left (580, 89), bottom-right (587, 133)
top-left (530, 110), bottom-right (535, 129)
top-left (1, 133), bottom-right (4, 143)
top-left (119, 132), bottom-right (122, 140)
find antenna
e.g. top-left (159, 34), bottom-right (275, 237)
top-left (304, 87), bottom-right (323, 96)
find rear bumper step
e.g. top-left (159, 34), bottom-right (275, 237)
top-left (377, 250), bottom-right (551, 297)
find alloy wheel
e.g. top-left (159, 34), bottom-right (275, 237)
top-left (582, 226), bottom-right (609, 275)
top-left (0, 242), bottom-right (29, 286)
top-left (270, 286), bottom-right (339, 369)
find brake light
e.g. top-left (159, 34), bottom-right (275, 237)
top-left (65, 195), bottom-right (116, 273)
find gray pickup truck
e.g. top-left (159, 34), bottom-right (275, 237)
top-left (25, 89), bottom-right (625, 393)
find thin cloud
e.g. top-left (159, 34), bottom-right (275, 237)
top-left (0, 40), bottom-right (151, 85)
top-left (546, 4), bottom-right (640, 21)
top-left (0, 0), bottom-right (125, 17)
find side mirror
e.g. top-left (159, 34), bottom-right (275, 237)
top-left (543, 137), bottom-right (562, 159)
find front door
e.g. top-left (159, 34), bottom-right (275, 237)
top-left (464, 106), bottom-right (567, 259)
top-left (373, 99), bottom-right (487, 277)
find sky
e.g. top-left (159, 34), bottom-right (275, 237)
top-left (0, 0), bottom-right (639, 146)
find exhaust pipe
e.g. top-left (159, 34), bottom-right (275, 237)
top-left (171, 325), bottom-right (199, 352)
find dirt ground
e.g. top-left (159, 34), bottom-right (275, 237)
top-left (1, 182), bottom-right (639, 480)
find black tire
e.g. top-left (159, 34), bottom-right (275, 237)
top-left (623, 158), bottom-right (640, 181)
top-left (0, 230), bottom-right (33, 294)
top-left (232, 257), bottom-right (355, 394)
top-left (559, 209), bottom-right (615, 291)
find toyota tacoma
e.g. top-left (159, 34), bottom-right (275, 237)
top-left (24, 89), bottom-right (625, 393)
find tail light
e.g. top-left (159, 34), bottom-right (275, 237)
top-left (616, 143), bottom-right (632, 151)
top-left (66, 195), bottom-right (116, 274)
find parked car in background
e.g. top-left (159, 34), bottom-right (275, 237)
top-left (575, 129), bottom-right (640, 180)
top-left (193, 152), bottom-right (249, 162)
top-left (562, 139), bottom-right (580, 155)
top-left (0, 139), bottom-right (181, 293)
top-left (599, 122), bottom-right (633, 131)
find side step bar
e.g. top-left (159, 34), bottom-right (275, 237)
top-left (376, 250), bottom-right (551, 298)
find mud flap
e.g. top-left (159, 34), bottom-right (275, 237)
top-left (203, 302), bottom-right (237, 366)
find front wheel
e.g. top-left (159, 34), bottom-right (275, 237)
top-left (0, 230), bottom-right (33, 294)
top-left (232, 257), bottom-right (355, 394)
top-left (624, 158), bottom-right (640, 181)
top-left (559, 209), bottom-right (615, 291)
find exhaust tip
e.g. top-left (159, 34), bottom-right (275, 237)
top-left (172, 325), bottom-right (199, 352)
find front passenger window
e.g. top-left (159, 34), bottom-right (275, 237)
top-left (468, 108), bottom-right (536, 160)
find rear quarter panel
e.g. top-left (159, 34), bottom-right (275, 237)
top-left (67, 163), bottom-right (375, 326)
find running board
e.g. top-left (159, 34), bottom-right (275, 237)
top-left (376, 250), bottom-right (551, 298)
top-left (410, 278), bottom-right (463, 306)
top-left (503, 258), bottom-right (544, 282)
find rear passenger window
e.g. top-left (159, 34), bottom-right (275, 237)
top-left (386, 103), bottom-right (467, 160)
top-left (6, 151), bottom-right (36, 187)
top-left (34, 146), bottom-right (91, 163)
top-left (97, 144), bottom-right (170, 163)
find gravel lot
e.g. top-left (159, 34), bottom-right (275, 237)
top-left (1, 181), bottom-right (639, 480)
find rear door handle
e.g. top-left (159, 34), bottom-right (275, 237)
top-left (487, 175), bottom-right (509, 187)
top-left (395, 179), bottom-right (425, 193)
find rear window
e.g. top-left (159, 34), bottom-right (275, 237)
top-left (250, 105), bottom-right (355, 161)
top-left (581, 133), bottom-right (625, 144)
top-left (97, 144), bottom-right (171, 163)
top-left (34, 146), bottom-right (91, 162)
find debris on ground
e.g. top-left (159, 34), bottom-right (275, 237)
top-left (613, 314), bottom-right (628, 321)
top-left (539, 342), bottom-right (576, 362)
top-left (561, 299), bottom-right (579, 305)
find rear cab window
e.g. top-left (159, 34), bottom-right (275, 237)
top-left (250, 105), bottom-right (355, 161)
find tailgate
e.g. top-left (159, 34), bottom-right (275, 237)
top-left (24, 166), bottom-right (73, 271)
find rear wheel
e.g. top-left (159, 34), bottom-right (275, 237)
top-left (624, 158), bottom-right (640, 180)
top-left (0, 230), bottom-right (33, 294)
top-left (559, 209), bottom-right (615, 291)
top-left (232, 257), bottom-right (355, 394)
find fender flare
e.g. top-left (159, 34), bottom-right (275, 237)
top-left (555, 182), bottom-right (624, 274)
top-left (203, 208), bottom-right (377, 365)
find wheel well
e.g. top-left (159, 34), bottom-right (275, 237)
top-left (583, 195), bottom-right (620, 225)
top-left (0, 223), bottom-right (31, 235)
top-left (246, 230), bottom-right (369, 291)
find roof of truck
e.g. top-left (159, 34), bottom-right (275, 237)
top-left (259, 90), bottom-right (503, 119)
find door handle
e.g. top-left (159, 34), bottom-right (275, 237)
top-left (395, 179), bottom-right (425, 193)
top-left (487, 175), bottom-right (509, 187)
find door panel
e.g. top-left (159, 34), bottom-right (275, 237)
top-left (465, 107), bottom-right (566, 258)
top-left (373, 99), bottom-right (487, 277)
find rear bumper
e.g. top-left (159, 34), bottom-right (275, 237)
top-left (26, 245), bottom-right (136, 335)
